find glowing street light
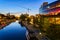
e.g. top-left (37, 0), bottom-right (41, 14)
top-left (39, 32), bottom-right (42, 35)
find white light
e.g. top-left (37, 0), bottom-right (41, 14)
top-left (47, 6), bottom-right (50, 8)
top-left (39, 32), bottom-right (42, 35)
top-left (16, 20), bottom-right (19, 23)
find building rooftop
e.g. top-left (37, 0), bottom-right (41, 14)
top-left (43, 0), bottom-right (60, 8)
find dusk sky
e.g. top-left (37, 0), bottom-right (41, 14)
top-left (0, 0), bottom-right (57, 15)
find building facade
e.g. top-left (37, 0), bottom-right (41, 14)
top-left (39, 0), bottom-right (60, 14)
top-left (39, 0), bottom-right (60, 24)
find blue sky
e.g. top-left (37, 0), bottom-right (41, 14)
top-left (0, 0), bottom-right (56, 14)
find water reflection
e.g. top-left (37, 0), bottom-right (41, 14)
top-left (0, 22), bottom-right (26, 40)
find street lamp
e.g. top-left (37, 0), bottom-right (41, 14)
top-left (39, 32), bottom-right (42, 35)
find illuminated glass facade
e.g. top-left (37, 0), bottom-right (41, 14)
top-left (39, 0), bottom-right (60, 14)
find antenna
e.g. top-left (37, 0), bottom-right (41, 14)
top-left (17, 6), bottom-right (31, 13)
top-left (27, 8), bottom-right (31, 13)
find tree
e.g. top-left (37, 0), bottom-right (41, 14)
top-left (46, 24), bottom-right (60, 40)
top-left (27, 17), bottom-right (31, 24)
top-left (20, 14), bottom-right (27, 21)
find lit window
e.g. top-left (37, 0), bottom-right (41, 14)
top-left (47, 6), bottom-right (50, 8)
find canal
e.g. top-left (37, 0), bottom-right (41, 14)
top-left (0, 22), bottom-right (27, 40)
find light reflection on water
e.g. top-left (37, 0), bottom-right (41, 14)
top-left (0, 22), bottom-right (26, 40)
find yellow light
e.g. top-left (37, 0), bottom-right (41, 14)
top-left (0, 16), bottom-right (1, 18)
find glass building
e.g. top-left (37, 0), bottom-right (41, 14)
top-left (39, 0), bottom-right (60, 14)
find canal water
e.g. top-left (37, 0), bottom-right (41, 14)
top-left (0, 22), bottom-right (27, 40)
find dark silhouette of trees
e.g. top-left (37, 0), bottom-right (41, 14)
top-left (20, 14), bottom-right (27, 21)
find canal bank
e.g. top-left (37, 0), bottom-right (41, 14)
top-left (19, 21), bottom-right (50, 40)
